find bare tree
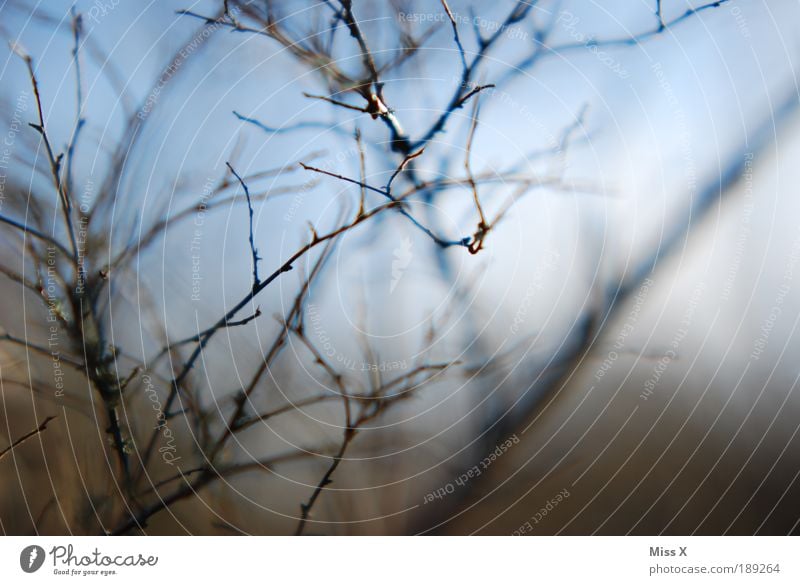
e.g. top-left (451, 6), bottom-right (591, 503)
top-left (1, 0), bottom-right (790, 536)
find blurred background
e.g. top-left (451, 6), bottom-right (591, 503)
top-left (0, 0), bottom-right (799, 535)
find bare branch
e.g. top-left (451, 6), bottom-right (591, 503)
top-left (302, 92), bottom-right (370, 114)
top-left (411, 0), bottom-right (534, 149)
top-left (112, 450), bottom-right (309, 535)
top-left (65, 7), bottom-right (86, 207)
top-left (0, 416), bottom-right (57, 462)
top-left (656, 0), bottom-right (666, 31)
top-left (294, 361), bottom-right (454, 535)
top-left (507, 0), bottom-right (734, 81)
top-left (299, 162), bottom-right (470, 249)
top-left (336, 0), bottom-right (381, 91)
top-left (233, 110), bottom-right (340, 135)
top-left (354, 128), bottom-right (367, 217)
top-left (14, 48), bottom-right (79, 265)
top-left (204, 238), bottom-right (338, 465)
top-left (0, 213), bottom-right (73, 258)
top-left (156, 307), bottom-right (262, 361)
top-left (464, 98), bottom-right (487, 255)
top-left (440, 0), bottom-right (468, 73)
top-left (226, 162), bottom-right (261, 288)
top-left (154, 199), bottom-right (402, 463)
top-left (386, 147), bottom-right (425, 193)
top-left (0, 332), bottom-right (83, 369)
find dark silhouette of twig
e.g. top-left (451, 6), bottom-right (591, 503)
top-left (440, 0), bottom-right (468, 73)
top-left (299, 162), bottom-right (470, 249)
top-left (0, 416), bottom-right (57, 462)
top-left (106, 178), bottom-right (310, 288)
top-left (91, 7), bottom-right (226, 222)
top-left (656, 0), bottom-right (666, 31)
top-left (0, 214), bottom-right (73, 258)
top-left (410, 0), bottom-right (533, 150)
top-left (233, 110), bottom-right (340, 135)
top-left (505, 0), bottom-right (733, 83)
top-left (385, 147), bottom-right (425, 193)
top-left (414, 54), bottom-right (800, 537)
top-left (204, 238), bottom-right (338, 465)
top-left (144, 199), bottom-right (402, 473)
top-left (111, 450), bottom-right (311, 535)
top-left (12, 36), bottom-right (140, 508)
top-left (0, 333), bottom-right (83, 369)
top-left (155, 308), bottom-right (262, 361)
top-left (354, 128), bottom-right (367, 217)
top-left (2, 0), bottom-right (749, 538)
top-left (226, 162), bottom-right (261, 288)
top-left (65, 8), bottom-right (86, 211)
top-left (12, 46), bottom-right (79, 265)
top-left (464, 98), bottom-right (488, 255)
top-left (303, 92), bottom-right (370, 114)
top-left (294, 360), bottom-right (455, 535)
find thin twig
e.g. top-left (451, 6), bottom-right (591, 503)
top-left (0, 333), bottom-right (84, 369)
top-left (299, 162), bottom-right (470, 249)
top-left (0, 213), bottom-right (73, 258)
top-left (226, 162), bottom-right (261, 288)
top-left (149, 200), bottom-right (401, 471)
top-left (13, 47), bottom-right (79, 265)
top-left (354, 128), bottom-right (366, 217)
top-left (464, 98), bottom-right (487, 254)
top-left (66, 7), bottom-right (86, 212)
top-left (156, 307), bottom-right (261, 360)
top-left (233, 110), bottom-right (340, 135)
top-left (293, 361), bottom-right (454, 535)
top-left (385, 147), bottom-right (425, 193)
top-left (294, 428), bottom-right (353, 535)
top-left (0, 416), bottom-right (57, 462)
top-left (411, 0), bottom-right (533, 149)
top-left (507, 0), bottom-right (733, 81)
top-left (336, 0), bottom-right (381, 91)
top-left (205, 239), bottom-right (338, 464)
top-left (440, 0), bottom-right (468, 73)
top-left (111, 450), bottom-right (310, 535)
top-left (303, 92), bottom-right (369, 114)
